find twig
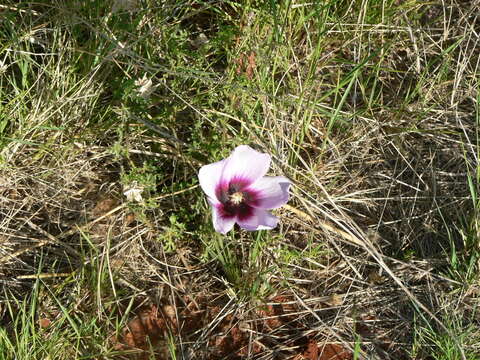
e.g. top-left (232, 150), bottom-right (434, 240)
top-left (0, 240), bottom-right (49, 265)
top-left (17, 272), bottom-right (73, 280)
top-left (24, 219), bottom-right (81, 258)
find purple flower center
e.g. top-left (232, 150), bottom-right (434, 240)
top-left (215, 178), bottom-right (259, 221)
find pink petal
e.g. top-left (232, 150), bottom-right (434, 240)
top-left (250, 176), bottom-right (291, 209)
top-left (212, 206), bottom-right (236, 234)
top-left (237, 208), bottom-right (278, 231)
top-left (198, 159), bottom-right (226, 204)
top-left (221, 145), bottom-right (271, 186)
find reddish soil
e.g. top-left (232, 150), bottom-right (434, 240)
top-left (113, 295), bottom-right (353, 360)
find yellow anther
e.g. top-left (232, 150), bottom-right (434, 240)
top-left (230, 192), bottom-right (244, 204)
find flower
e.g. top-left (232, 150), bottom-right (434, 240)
top-left (134, 74), bottom-right (156, 99)
top-left (123, 182), bottom-right (144, 202)
top-left (198, 145), bottom-right (291, 234)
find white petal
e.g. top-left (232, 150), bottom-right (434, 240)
top-left (237, 208), bottom-right (278, 231)
top-left (198, 159), bottom-right (226, 204)
top-left (212, 206), bottom-right (236, 234)
top-left (250, 176), bottom-right (291, 209)
top-left (124, 187), bottom-right (144, 202)
top-left (221, 145), bottom-right (271, 186)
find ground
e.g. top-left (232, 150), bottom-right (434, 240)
top-left (0, 0), bottom-right (479, 359)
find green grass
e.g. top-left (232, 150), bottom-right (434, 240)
top-left (0, 0), bottom-right (479, 359)
top-left (1, 270), bottom-right (117, 359)
top-left (412, 310), bottom-right (480, 360)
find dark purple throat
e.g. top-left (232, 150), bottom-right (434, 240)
top-left (215, 177), bottom-right (260, 221)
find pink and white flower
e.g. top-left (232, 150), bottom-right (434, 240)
top-left (198, 145), bottom-right (291, 234)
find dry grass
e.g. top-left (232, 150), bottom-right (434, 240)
top-left (0, 0), bottom-right (479, 359)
